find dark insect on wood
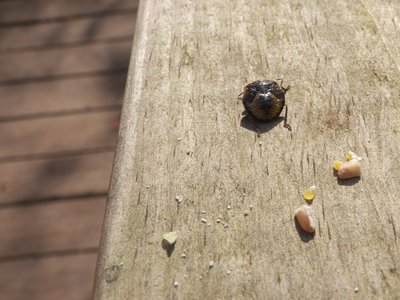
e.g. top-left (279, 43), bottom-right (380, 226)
top-left (239, 79), bottom-right (291, 131)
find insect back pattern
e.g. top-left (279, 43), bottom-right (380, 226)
top-left (240, 80), bottom-right (291, 130)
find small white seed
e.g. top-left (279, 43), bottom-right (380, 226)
top-left (162, 231), bottom-right (178, 245)
top-left (295, 205), bottom-right (316, 233)
top-left (208, 261), bottom-right (215, 268)
top-left (173, 281), bottom-right (178, 288)
top-left (337, 159), bottom-right (361, 179)
top-left (244, 210), bottom-right (249, 216)
top-left (201, 218), bottom-right (207, 223)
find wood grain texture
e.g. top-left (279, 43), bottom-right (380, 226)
top-left (0, 0), bottom-right (138, 24)
top-left (0, 253), bottom-right (98, 300)
top-left (0, 197), bottom-right (106, 258)
top-left (0, 111), bottom-right (119, 159)
top-left (95, 0), bottom-right (400, 299)
top-left (0, 152), bottom-right (114, 205)
top-left (0, 13), bottom-right (136, 52)
top-left (0, 73), bottom-right (125, 120)
top-left (0, 40), bottom-right (132, 83)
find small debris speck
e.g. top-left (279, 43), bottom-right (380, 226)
top-left (177, 137), bottom-right (182, 141)
top-left (208, 261), bottom-right (215, 268)
top-left (223, 223), bottom-right (229, 228)
top-left (201, 218), bottom-right (207, 223)
top-left (173, 281), bottom-right (178, 288)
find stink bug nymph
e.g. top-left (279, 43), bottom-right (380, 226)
top-left (239, 79), bottom-right (291, 131)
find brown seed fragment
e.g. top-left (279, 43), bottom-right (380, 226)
top-left (295, 205), bottom-right (316, 233)
top-left (337, 159), bottom-right (361, 180)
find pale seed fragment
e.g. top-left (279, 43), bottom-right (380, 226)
top-left (162, 231), bottom-right (178, 245)
top-left (295, 205), bottom-right (316, 233)
top-left (337, 159), bottom-right (361, 180)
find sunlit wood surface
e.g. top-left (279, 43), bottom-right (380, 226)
top-left (95, 0), bottom-right (400, 299)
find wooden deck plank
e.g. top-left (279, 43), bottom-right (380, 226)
top-left (0, 40), bottom-right (132, 83)
top-left (0, 73), bottom-right (125, 120)
top-left (0, 152), bottom-right (114, 205)
top-left (0, 13), bottom-right (136, 52)
top-left (0, 111), bottom-right (119, 159)
top-left (0, 252), bottom-right (98, 300)
top-left (94, 0), bottom-right (400, 299)
top-left (358, 0), bottom-right (400, 68)
top-left (0, 0), bottom-right (138, 25)
top-left (0, 197), bottom-right (106, 258)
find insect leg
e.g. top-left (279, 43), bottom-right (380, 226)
top-left (277, 78), bottom-right (291, 92)
top-left (283, 105), bottom-right (292, 131)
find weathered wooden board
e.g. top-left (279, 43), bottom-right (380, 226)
top-left (0, 252), bottom-right (98, 300)
top-left (0, 73), bottom-right (125, 120)
top-left (361, 1), bottom-right (400, 68)
top-left (0, 111), bottom-right (119, 159)
top-left (0, 0), bottom-right (138, 25)
top-left (0, 197), bottom-right (106, 258)
top-left (0, 40), bottom-right (132, 83)
top-left (0, 13), bottom-right (136, 52)
top-left (0, 152), bottom-right (114, 205)
top-left (95, 0), bottom-right (400, 299)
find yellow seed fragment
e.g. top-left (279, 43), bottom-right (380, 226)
top-left (333, 161), bottom-right (343, 171)
top-left (346, 152), bottom-right (352, 161)
top-left (303, 186), bottom-right (316, 201)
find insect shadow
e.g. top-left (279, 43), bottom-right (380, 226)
top-left (240, 114), bottom-right (284, 135)
top-left (294, 216), bottom-right (315, 243)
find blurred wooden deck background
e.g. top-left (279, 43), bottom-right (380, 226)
top-left (0, 0), bottom-right (138, 299)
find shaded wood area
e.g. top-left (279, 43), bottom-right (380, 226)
top-left (95, 0), bottom-right (400, 299)
top-left (0, 253), bottom-right (98, 300)
top-left (0, 0), bottom-right (137, 299)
